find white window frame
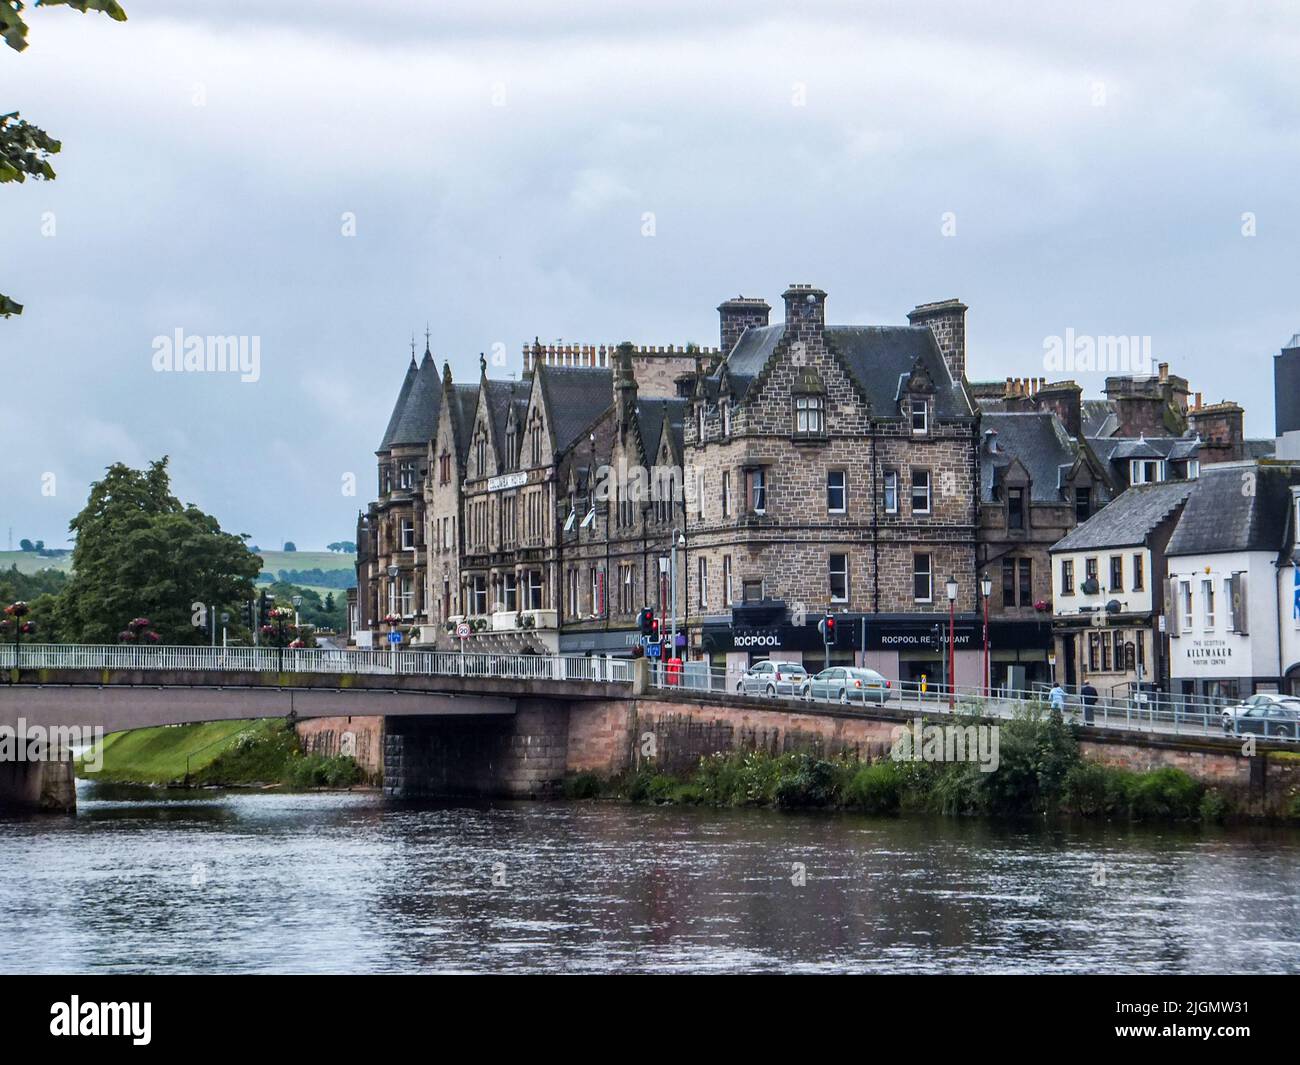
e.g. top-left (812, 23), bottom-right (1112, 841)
top-left (829, 553), bottom-right (849, 602)
top-left (913, 553), bottom-right (933, 604)
top-left (698, 557), bottom-right (708, 609)
top-left (1202, 578), bottom-right (1215, 630)
top-left (883, 470), bottom-right (898, 514)
top-left (827, 470), bottom-right (846, 513)
top-left (911, 469), bottom-right (931, 515)
top-left (911, 400), bottom-right (928, 434)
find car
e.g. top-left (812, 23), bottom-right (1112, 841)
top-left (1222, 694), bottom-right (1300, 739)
top-left (736, 660), bottom-right (808, 697)
top-left (800, 666), bottom-right (891, 705)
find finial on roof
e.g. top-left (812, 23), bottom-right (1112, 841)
top-left (479, 352), bottom-right (487, 376)
top-left (424, 323), bottom-right (432, 356)
top-left (409, 333), bottom-right (417, 366)
top-left (442, 360), bottom-right (453, 389)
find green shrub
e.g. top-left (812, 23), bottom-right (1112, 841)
top-left (773, 754), bottom-right (839, 808)
top-left (1129, 767), bottom-right (1204, 820)
top-left (1062, 762), bottom-right (1137, 818)
top-left (1198, 788), bottom-right (1231, 823)
top-left (283, 753), bottom-right (362, 789)
top-left (562, 771), bottom-right (601, 799)
top-left (843, 761), bottom-right (901, 814)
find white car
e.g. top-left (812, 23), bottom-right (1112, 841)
top-left (736, 660), bottom-right (808, 697)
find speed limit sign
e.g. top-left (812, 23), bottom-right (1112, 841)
top-left (455, 622), bottom-right (471, 639)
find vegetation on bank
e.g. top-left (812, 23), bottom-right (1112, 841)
top-left (565, 707), bottom-right (1270, 823)
top-left (78, 719), bottom-right (366, 790)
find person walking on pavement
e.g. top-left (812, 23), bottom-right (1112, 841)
top-left (1081, 679), bottom-right (1098, 725)
top-left (1048, 682), bottom-right (1067, 715)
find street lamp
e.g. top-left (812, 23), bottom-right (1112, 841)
top-left (945, 576), bottom-right (959, 709)
top-left (386, 564), bottom-right (399, 621)
top-left (671, 529), bottom-right (685, 664)
top-left (292, 594), bottom-right (303, 630)
top-left (980, 572), bottom-right (992, 697)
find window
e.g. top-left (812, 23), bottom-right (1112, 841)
top-left (1181, 581), bottom-right (1193, 632)
top-left (1109, 556), bottom-right (1123, 592)
top-left (471, 576), bottom-right (488, 615)
top-left (911, 470), bottom-right (931, 514)
top-left (1136, 630), bottom-right (1146, 669)
top-left (1131, 459), bottom-right (1163, 485)
top-left (1075, 487), bottom-right (1091, 523)
top-left (1002, 558), bottom-right (1033, 607)
top-left (913, 553), bottom-right (933, 602)
top-left (400, 518), bottom-right (415, 550)
top-left (399, 576), bottom-right (414, 616)
top-left (698, 557), bottom-right (708, 609)
top-left (527, 569), bottom-right (543, 610)
top-left (721, 401), bottom-right (731, 437)
top-left (1202, 578), bottom-right (1215, 629)
top-left (567, 569), bottom-right (578, 616)
top-left (1084, 557), bottom-right (1098, 590)
top-left (911, 400), bottom-right (928, 434)
top-left (747, 468), bottom-right (767, 513)
top-left (1007, 487), bottom-right (1024, 530)
top-left (1112, 630), bottom-right (1125, 671)
top-left (827, 470), bottom-right (846, 512)
top-left (1132, 553), bottom-right (1144, 591)
top-left (503, 573), bottom-right (518, 612)
top-left (697, 405), bottom-right (706, 443)
top-left (794, 395), bottom-right (824, 434)
top-left (397, 460), bottom-right (416, 490)
top-left (619, 564), bottom-right (634, 613)
top-left (1101, 630), bottom-right (1112, 671)
top-left (1061, 559), bottom-right (1075, 595)
top-left (829, 553), bottom-right (848, 602)
top-left (580, 505), bottom-right (596, 529)
top-left (591, 567), bottom-right (604, 616)
top-left (439, 452), bottom-right (451, 485)
top-left (530, 424), bottom-right (542, 467)
top-left (721, 471), bottom-right (731, 518)
top-left (475, 438), bottom-right (487, 477)
top-left (723, 555), bottom-right (733, 605)
top-left (563, 509), bottom-right (576, 532)
top-left (742, 578), bottom-right (763, 603)
top-left (883, 470), bottom-right (898, 514)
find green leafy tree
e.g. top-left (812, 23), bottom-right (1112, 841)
top-left (54, 457), bottom-right (261, 644)
top-left (2, 1), bottom-right (128, 316)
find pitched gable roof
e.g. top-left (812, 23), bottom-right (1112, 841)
top-left (1166, 464), bottom-right (1300, 557)
top-left (981, 411), bottom-right (1082, 503)
top-left (1052, 480), bottom-right (1194, 552)
top-left (536, 365), bottom-right (614, 453)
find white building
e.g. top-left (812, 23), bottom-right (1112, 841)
top-left (1166, 463), bottom-right (1300, 701)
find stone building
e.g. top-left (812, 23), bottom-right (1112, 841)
top-left (684, 284), bottom-right (984, 688)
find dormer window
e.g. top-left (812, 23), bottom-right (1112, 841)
top-left (1130, 459), bottom-right (1164, 484)
top-left (794, 395), bottom-right (824, 435)
top-left (911, 400), bottom-right (929, 434)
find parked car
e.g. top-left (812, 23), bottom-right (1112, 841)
top-left (736, 660), bottom-right (808, 697)
top-left (1221, 694), bottom-right (1300, 739)
top-left (800, 666), bottom-right (891, 705)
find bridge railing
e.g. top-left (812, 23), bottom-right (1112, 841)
top-left (646, 662), bottom-right (1299, 743)
top-left (8, 644), bottom-right (632, 685)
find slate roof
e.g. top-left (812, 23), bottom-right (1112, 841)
top-left (450, 384), bottom-right (478, 463)
top-left (537, 365), bottom-right (614, 452)
top-left (389, 350), bottom-right (443, 447)
top-left (378, 356), bottom-right (418, 451)
top-left (636, 398), bottom-right (688, 460)
top-left (481, 378), bottom-right (525, 450)
top-left (1081, 399), bottom-right (1118, 438)
top-left (1166, 464), bottom-right (1300, 557)
top-left (1052, 480), bottom-right (1194, 552)
top-left (1088, 434), bottom-right (1200, 466)
top-left (980, 412), bottom-right (1081, 503)
top-left (713, 322), bottom-right (973, 418)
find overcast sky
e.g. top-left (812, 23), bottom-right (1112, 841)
top-left (3, 0), bottom-right (1299, 551)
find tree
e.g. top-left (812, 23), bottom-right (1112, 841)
top-left (326, 541), bottom-right (356, 553)
top-left (282, 541), bottom-right (297, 552)
top-left (324, 592), bottom-right (335, 613)
top-left (18, 537), bottom-right (32, 551)
top-left (53, 457), bottom-right (261, 644)
top-left (2, 1), bottom-right (128, 316)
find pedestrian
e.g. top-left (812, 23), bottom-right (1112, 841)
top-left (1081, 680), bottom-right (1098, 725)
top-left (1048, 682), bottom-right (1067, 714)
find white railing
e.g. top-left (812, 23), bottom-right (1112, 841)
top-left (5, 644), bottom-right (632, 685)
top-left (647, 663), bottom-right (1300, 743)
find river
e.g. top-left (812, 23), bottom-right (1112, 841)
top-left (1, 783), bottom-right (1297, 973)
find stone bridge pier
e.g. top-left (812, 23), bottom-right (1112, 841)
top-left (0, 749), bottom-right (77, 814)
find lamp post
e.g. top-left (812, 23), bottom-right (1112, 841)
top-left (292, 594), bottom-right (303, 630)
top-left (945, 576), bottom-right (959, 709)
top-left (670, 528), bottom-right (684, 663)
top-left (980, 572), bottom-right (992, 697)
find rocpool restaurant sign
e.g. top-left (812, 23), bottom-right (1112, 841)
top-left (703, 616), bottom-right (980, 654)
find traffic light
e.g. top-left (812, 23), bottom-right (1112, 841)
top-left (650, 614), bottom-right (661, 642)
top-left (638, 607), bottom-right (654, 636)
top-left (930, 623), bottom-right (942, 652)
top-left (258, 591), bottom-right (274, 627)
top-left (818, 613), bottom-right (836, 647)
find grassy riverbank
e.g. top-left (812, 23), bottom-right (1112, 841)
top-left (79, 719), bottom-right (365, 789)
top-left (567, 709), bottom-right (1298, 824)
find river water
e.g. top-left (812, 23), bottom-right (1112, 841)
top-left (1, 783), bottom-right (1297, 973)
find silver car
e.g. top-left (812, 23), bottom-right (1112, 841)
top-left (1221, 694), bottom-right (1300, 739)
top-left (800, 666), bottom-right (892, 705)
top-left (736, 660), bottom-right (808, 697)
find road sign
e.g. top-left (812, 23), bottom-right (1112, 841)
top-left (455, 622), bottom-right (471, 639)
top-left (645, 642), bottom-right (662, 658)
top-left (388, 630), bottom-right (402, 645)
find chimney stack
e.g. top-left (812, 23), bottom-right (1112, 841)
top-left (908, 298), bottom-right (968, 383)
top-left (717, 296), bottom-right (771, 356)
top-left (781, 284), bottom-right (827, 339)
